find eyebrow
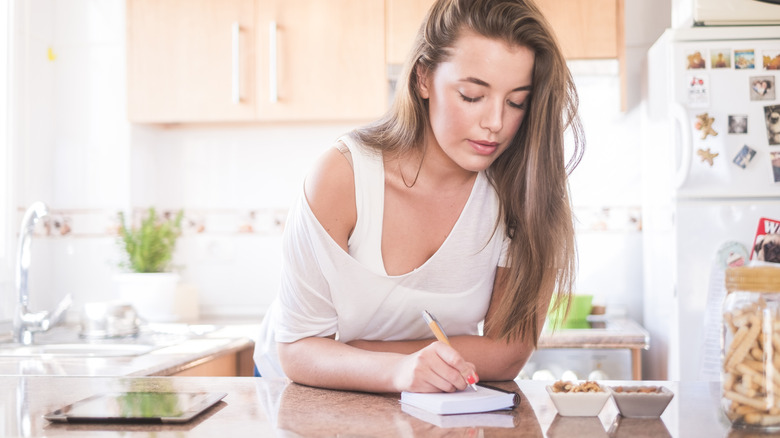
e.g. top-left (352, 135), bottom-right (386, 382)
top-left (461, 76), bottom-right (532, 92)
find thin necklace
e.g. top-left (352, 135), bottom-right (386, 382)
top-left (400, 154), bottom-right (425, 188)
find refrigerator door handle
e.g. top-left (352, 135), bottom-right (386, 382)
top-left (671, 103), bottom-right (692, 189)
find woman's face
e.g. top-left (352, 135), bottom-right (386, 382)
top-left (419, 30), bottom-right (534, 173)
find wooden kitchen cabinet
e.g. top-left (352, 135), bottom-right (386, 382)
top-left (127, 0), bottom-right (386, 123)
top-left (386, 0), bottom-right (624, 63)
top-left (171, 345), bottom-right (256, 377)
top-left (536, 0), bottom-right (624, 60)
top-left (255, 0), bottom-right (386, 121)
top-left (127, 0), bottom-right (256, 123)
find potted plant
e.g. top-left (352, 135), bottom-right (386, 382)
top-left (114, 207), bottom-right (187, 322)
top-left (117, 207), bottom-right (183, 274)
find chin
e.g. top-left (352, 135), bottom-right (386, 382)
top-left (458, 157), bottom-right (496, 173)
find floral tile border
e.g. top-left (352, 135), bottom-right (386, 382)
top-left (14, 207), bottom-right (288, 238)
top-left (15, 205), bottom-right (641, 239)
top-left (574, 206), bottom-right (642, 232)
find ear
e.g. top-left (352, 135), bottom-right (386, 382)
top-left (416, 63), bottom-right (431, 99)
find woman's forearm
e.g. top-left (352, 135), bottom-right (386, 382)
top-left (280, 336), bottom-right (480, 393)
top-left (348, 335), bottom-right (534, 381)
top-left (279, 337), bottom-right (404, 392)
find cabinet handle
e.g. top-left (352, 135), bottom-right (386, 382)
top-left (269, 21), bottom-right (278, 103)
top-left (232, 22), bottom-right (240, 104)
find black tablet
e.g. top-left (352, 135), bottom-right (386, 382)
top-left (44, 391), bottom-right (227, 424)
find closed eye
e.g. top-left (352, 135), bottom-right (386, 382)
top-left (459, 92), bottom-right (482, 103)
top-left (508, 100), bottom-right (526, 110)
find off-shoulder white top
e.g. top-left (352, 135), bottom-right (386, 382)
top-left (253, 135), bottom-right (508, 378)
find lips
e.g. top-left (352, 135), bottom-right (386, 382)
top-left (468, 139), bottom-right (499, 155)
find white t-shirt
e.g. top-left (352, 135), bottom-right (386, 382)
top-left (253, 136), bottom-right (509, 378)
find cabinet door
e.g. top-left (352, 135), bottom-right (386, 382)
top-left (256, 0), bottom-right (386, 121)
top-left (127, 0), bottom-right (256, 123)
top-left (386, 0), bottom-right (435, 65)
top-left (536, 0), bottom-right (621, 59)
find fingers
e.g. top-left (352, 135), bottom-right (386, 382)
top-left (433, 342), bottom-right (479, 388)
top-left (422, 342), bottom-right (478, 392)
top-left (395, 342), bottom-right (480, 393)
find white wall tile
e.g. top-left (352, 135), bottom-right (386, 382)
top-left (53, 0), bottom-right (125, 46)
top-left (24, 0), bottom-right (55, 42)
top-left (575, 232), bottom-right (645, 323)
top-left (17, 37), bottom-right (57, 206)
top-left (53, 45), bottom-right (126, 142)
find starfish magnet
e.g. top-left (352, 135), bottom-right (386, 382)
top-left (697, 148), bottom-right (719, 166)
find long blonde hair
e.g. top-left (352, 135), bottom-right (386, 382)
top-left (351, 0), bottom-right (584, 345)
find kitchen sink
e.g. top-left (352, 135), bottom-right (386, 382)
top-left (0, 343), bottom-right (160, 357)
top-left (0, 322), bottom-right (219, 358)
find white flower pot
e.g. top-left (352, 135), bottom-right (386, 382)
top-left (114, 273), bottom-right (198, 322)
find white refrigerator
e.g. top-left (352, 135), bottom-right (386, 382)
top-left (642, 25), bottom-right (780, 381)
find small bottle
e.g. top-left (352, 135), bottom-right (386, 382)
top-left (722, 266), bottom-right (780, 429)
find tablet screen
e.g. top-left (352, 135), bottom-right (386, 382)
top-left (44, 392), bottom-right (227, 423)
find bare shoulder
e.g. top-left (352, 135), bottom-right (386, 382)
top-left (303, 142), bottom-right (356, 251)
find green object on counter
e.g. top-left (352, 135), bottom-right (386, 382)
top-left (547, 294), bottom-right (593, 329)
top-left (117, 207), bottom-right (183, 273)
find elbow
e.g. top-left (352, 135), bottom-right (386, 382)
top-left (493, 358), bottom-right (527, 381)
top-left (277, 341), bottom-right (308, 383)
top-left (482, 347), bottom-right (533, 381)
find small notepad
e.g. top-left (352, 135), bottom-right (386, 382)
top-left (400, 384), bottom-right (520, 415)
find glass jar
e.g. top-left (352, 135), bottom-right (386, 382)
top-left (722, 266), bottom-right (780, 429)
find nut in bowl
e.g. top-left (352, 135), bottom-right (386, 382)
top-left (607, 385), bottom-right (674, 418)
top-left (546, 380), bottom-right (610, 417)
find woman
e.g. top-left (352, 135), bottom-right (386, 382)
top-left (254, 0), bottom-right (584, 393)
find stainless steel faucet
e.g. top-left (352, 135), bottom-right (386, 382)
top-left (13, 202), bottom-right (71, 345)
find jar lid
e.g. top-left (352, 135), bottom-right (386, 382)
top-left (726, 266), bottom-right (780, 293)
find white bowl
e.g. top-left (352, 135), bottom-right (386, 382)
top-left (606, 385), bottom-right (674, 418)
top-left (546, 384), bottom-right (610, 417)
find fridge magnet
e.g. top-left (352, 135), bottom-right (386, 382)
top-left (686, 50), bottom-right (706, 69)
top-left (716, 241), bottom-right (749, 269)
top-left (750, 217), bottom-right (780, 264)
top-left (697, 148), bottom-right (719, 166)
top-left (735, 49), bottom-right (755, 69)
top-left (695, 113), bottom-right (718, 139)
top-left (687, 75), bottom-right (710, 108)
top-left (772, 151), bottom-right (780, 182)
top-left (749, 76), bottom-right (775, 101)
top-left (710, 49), bottom-right (731, 69)
top-left (732, 144), bottom-right (756, 169)
top-left (763, 50), bottom-right (780, 70)
top-left (765, 105), bottom-right (780, 145)
top-left (728, 115), bottom-right (748, 134)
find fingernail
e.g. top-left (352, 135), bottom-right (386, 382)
top-left (467, 373), bottom-right (478, 385)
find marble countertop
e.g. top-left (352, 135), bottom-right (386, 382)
top-left (0, 323), bottom-right (259, 376)
top-left (0, 376), bottom-right (739, 437)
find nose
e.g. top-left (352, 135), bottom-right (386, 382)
top-left (480, 99), bottom-right (503, 133)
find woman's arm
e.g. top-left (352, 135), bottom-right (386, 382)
top-left (278, 337), bottom-right (477, 393)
